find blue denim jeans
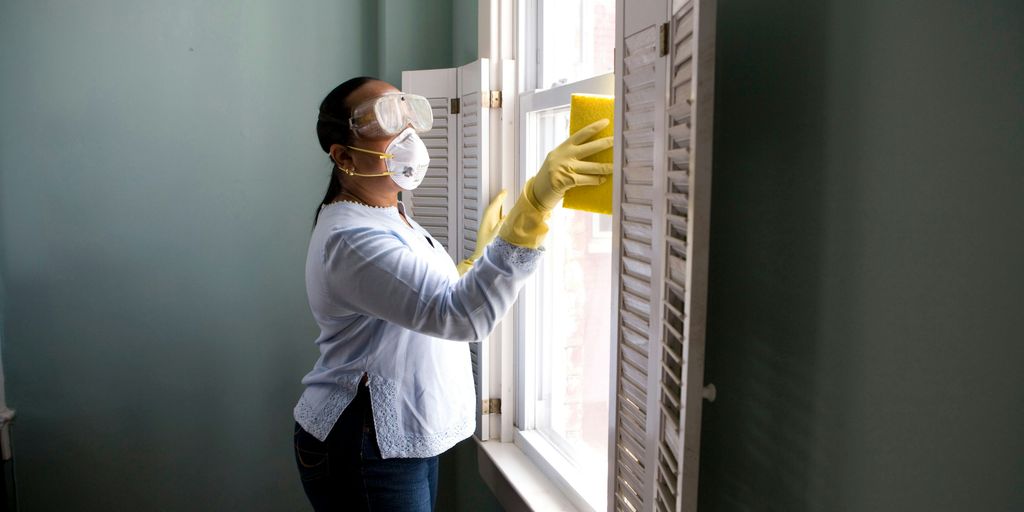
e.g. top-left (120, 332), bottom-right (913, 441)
top-left (294, 384), bottom-right (439, 511)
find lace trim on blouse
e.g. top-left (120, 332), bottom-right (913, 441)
top-left (367, 374), bottom-right (475, 458)
top-left (333, 199), bottom-right (396, 210)
top-left (319, 200), bottom-right (403, 219)
top-left (293, 382), bottom-right (360, 441)
top-left (492, 237), bottom-right (543, 273)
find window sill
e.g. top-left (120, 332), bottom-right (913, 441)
top-left (475, 438), bottom-right (581, 512)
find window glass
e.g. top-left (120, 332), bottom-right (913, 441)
top-left (524, 106), bottom-right (611, 493)
top-left (538, 0), bottom-right (616, 89)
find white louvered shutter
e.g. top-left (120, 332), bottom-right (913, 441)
top-left (456, 58), bottom-right (493, 440)
top-left (612, 15), bottom-right (667, 512)
top-left (402, 68), bottom-right (459, 257)
top-left (403, 59), bottom-right (496, 442)
top-left (610, 0), bottom-right (716, 511)
top-left (657, 1), bottom-right (716, 511)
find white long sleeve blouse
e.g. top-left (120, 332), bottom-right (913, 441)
top-left (293, 200), bottom-right (541, 458)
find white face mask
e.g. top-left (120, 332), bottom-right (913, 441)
top-left (384, 128), bottom-right (430, 190)
top-left (341, 127), bottom-right (431, 191)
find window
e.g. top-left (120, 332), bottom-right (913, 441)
top-left (534, 0), bottom-right (615, 89)
top-left (443, 1), bottom-right (717, 511)
top-left (514, 1), bottom-right (616, 510)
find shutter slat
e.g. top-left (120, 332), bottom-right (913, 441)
top-left (622, 274), bottom-right (652, 298)
top-left (622, 290), bottom-right (653, 317)
top-left (622, 220), bottom-right (653, 241)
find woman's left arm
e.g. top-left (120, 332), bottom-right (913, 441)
top-left (324, 227), bottom-right (540, 341)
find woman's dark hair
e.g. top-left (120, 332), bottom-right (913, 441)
top-left (313, 76), bottom-right (378, 226)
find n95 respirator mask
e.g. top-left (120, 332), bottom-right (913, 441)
top-left (341, 128), bottom-right (431, 191)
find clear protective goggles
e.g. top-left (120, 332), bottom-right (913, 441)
top-left (349, 92), bottom-right (433, 138)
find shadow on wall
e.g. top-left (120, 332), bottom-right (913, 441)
top-left (437, 439), bottom-right (504, 512)
top-left (700, 0), bottom-right (866, 509)
top-left (700, 0), bottom-right (1024, 510)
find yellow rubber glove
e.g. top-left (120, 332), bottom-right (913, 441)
top-left (499, 119), bottom-right (614, 248)
top-left (457, 189), bottom-right (508, 276)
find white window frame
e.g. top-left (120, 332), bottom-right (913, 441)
top-left (471, 1), bottom-right (717, 512)
top-left (469, 0), bottom-right (622, 509)
top-left (513, 72), bottom-right (615, 512)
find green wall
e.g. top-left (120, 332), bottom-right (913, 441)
top-left (378, 0), bottom-right (456, 85)
top-left (0, 0), bottom-right (475, 510)
top-left (452, 0), bottom-right (480, 67)
top-left (699, 1), bottom-right (1023, 510)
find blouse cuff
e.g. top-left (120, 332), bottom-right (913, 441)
top-left (490, 237), bottom-right (544, 273)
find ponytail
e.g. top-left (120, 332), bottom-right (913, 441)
top-left (313, 165), bottom-right (344, 226)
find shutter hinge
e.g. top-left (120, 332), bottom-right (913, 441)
top-left (659, 22), bottom-right (670, 57)
top-left (482, 398), bottom-right (501, 414)
top-left (450, 97), bottom-right (461, 115)
top-left (487, 90), bottom-right (502, 109)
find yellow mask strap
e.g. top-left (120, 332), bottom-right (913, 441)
top-left (346, 145), bottom-right (394, 160)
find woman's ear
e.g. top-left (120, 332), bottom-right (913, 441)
top-left (329, 144), bottom-right (353, 171)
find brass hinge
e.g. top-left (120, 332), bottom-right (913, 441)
top-left (482, 398), bottom-right (501, 414)
top-left (659, 22), bottom-right (670, 56)
top-left (487, 90), bottom-right (502, 109)
top-left (450, 97), bottom-right (461, 115)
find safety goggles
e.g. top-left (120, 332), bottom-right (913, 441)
top-left (349, 92), bottom-right (433, 138)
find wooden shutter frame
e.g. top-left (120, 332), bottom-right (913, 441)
top-left (674, 1), bottom-right (716, 509)
top-left (610, 17), bottom-right (669, 512)
top-left (403, 60), bottom-right (495, 441)
top-left (610, 0), bottom-right (716, 511)
top-left (457, 58), bottom-right (494, 441)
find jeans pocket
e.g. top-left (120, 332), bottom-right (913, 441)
top-left (294, 430), bottom-right (330, 482)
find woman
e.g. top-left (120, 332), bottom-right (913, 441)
top-left (293, 76), bottom-right (612, 511)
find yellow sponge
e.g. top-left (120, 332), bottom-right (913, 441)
top-left (564, 93), bottom-right (614, 215)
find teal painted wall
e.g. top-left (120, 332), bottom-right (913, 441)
top-left (699, 1), bottom-right (1023, 510)
top-left (378, 0), bottom-right (455, 85)
top-left (0, 0), bottom-right (469, 510)
top-left (452, 0), bottom-right (480, 67)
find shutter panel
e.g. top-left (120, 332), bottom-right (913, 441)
top-left (404, 60), bottom-right (495, 442)
top-left (612, 0), bottom-right (716, 510)
top-left (457, 58), bottom-right (493, 440)
top-left (612, 15), bottom-right (668, 512)
top-left (657, 1), bottom-right (716, 511)
top-left (401, 68), bottom-right (459, 258)
top-left (655, 3), bottom-right (693, 511)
